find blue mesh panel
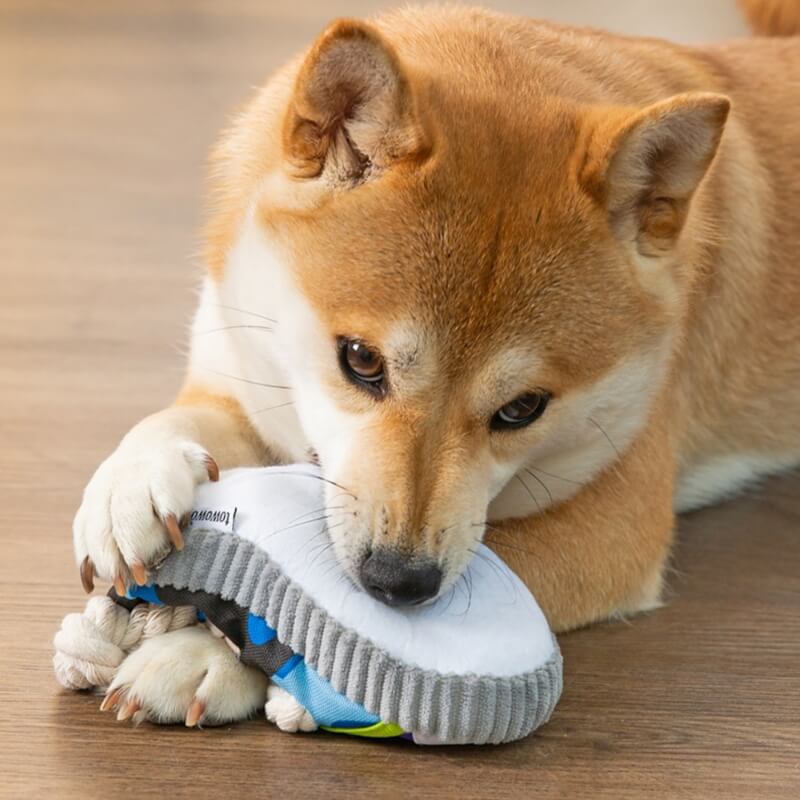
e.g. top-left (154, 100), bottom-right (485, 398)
top-left (272, 658), bottom-right (380, 728)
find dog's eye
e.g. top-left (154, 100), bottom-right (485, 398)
top-left (339, 337), bottom-right (386, 393)
top-left (491, 392), bottom-right (550, 431)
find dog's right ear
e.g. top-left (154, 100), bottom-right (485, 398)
top-left (281, 19), bottom-right (429, 188)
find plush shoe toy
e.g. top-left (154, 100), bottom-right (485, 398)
top-left (55, 465), bottom-right (562, 745)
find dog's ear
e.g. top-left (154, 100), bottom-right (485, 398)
top-left (282, 19), bottom-right (429, 187)
top-left (582, 93), bottom-right (730, 256)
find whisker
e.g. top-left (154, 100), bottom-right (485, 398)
top-left (588, 416), bottom-right (621, 459)
top-left (448, 570), bottom-right (472, 620)
top-left (469, 520), bottom-right (501, 535)
top-left (438, 583), bottom-right (458, 616)
top-left (266, 510), bottom-right (355, 538)
top-left (268, 514), bottom-right (336, 536)
top-left (481, 518), bottom-right (550, 550)
top-left (267, 469), bottom-right (358, 499)
top-left (284, 504), bottom-right (346, 527)
top-left (434, 522), bottom-right (459, 556)
top-left (464, 566), bottom-right (474, 618)
top-left (454, 571), bottom-right (469, 607)
top-left (528, 464), bottom-right (583, 486)
top-left (483, 538), bottom-right (540, 558)
top-left (335, 574), bottom-right (360, 602)
top-left (198, 366), bottom-right (291, 391)
top-left (467, 546), bottom-right (518, 599)
top-left (308, 540), bottom-right (337, 571)
top-left (304, 535), bottom-right (332, 560)
top-left (318, 534), bottom-right (356, 581)
top-left (515, 473), bottom-right (542, 515)
top-left (214, 304), bottom-right (277, 324)
top-left (251, 401), bottom-right (295, 415)
top-left (334, 573), bottom-right (352, 589)
top-left (523, 468), bottom-right (553, 506)
top-left (195, 324), bottom-right (274, 337)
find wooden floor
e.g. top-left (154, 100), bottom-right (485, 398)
top-left (1, 2), bottom-right (797, 798)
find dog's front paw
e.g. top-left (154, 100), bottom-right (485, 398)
top-left (265, 684), bottom-right (317, 733)
top-left (73, 423), bottom-right (218, 591)
top-left (102, 627), bottom-right (268, 726)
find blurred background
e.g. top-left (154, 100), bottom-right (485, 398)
top-left (5, 4), bottom-right (800, 800)
top-left (0, 0), bottom-right (750, 443)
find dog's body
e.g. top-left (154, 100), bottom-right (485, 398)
top-left (73, 6), bottom-right (800, 726)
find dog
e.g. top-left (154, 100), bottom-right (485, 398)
top-left (71, 3), bottom-right (800, 727)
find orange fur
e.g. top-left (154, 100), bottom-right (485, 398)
top-left (740, 0), bottom-right (800, 35)
top-left (173, 386), bottom-right (271, 469)
top-left (171, 7), bottom-right (800, 631)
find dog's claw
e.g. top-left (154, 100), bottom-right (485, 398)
top-left (185, 698), bottom-right (205, 728)
top-left (165, 514), bottom-right (184, 551)
top-left (117, 697), bottom-right (142, 722)
top-left (79, 556), bottom-right (95, 594)
top-left (113, 574), bottom-right (127, 596)
top-left (131, 562), bottom-right (147, 586)
top-left (205, 455), bottom-right (220, 483)
top-left (100, 687), bottom-right (124, 712)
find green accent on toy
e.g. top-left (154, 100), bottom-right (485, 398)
top-left (320, 721), bottom-right (406, 738)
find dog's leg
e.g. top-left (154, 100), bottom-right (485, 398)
top-left (73, 388), bottom-right (268, 590)
top-left (73, 388), bottom-right (286, 725)
top-left (71, 384), bottom-right (321, 727)
top-left (488, 418), bottom-right (677, 633)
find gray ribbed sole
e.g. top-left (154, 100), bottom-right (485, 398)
top-left (155, 529), bottom-right (562, 744)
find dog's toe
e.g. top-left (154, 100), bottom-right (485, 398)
top-left (265, 684), bottom-right (317, 733)
top-left (104, 626), bottom-right (268, 726)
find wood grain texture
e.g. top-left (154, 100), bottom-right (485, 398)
top-left (0, 2), bottom-right (796, 798)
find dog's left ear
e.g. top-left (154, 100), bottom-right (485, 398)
top-left (582, 93), bottom-right (730, 256)
top-left (282, 19), bottom-right (429, 187)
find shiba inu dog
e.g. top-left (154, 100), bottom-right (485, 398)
top-left (71, 5), bottom-right (800, 727)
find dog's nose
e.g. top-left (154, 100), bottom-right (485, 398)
top-left (359, 548), bottom-right (442, 607)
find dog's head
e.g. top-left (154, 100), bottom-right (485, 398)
top-left (213, 19), bottom-right (728, 605)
